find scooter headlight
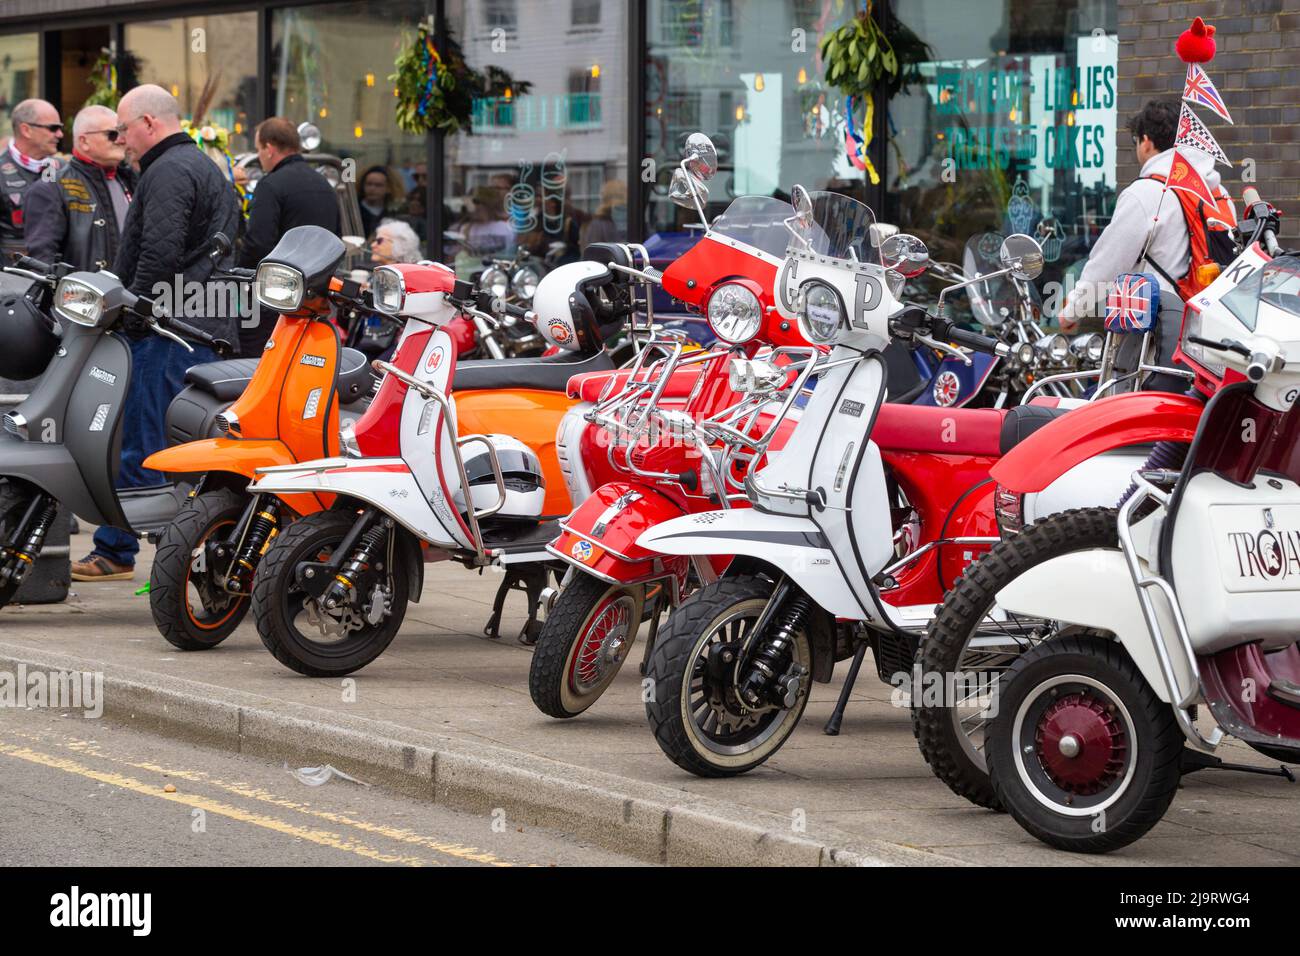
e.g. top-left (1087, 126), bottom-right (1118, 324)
top-left (480, 265), bottom-right (509, 300)
top-left (801, 282), bottom-right (842, 344)
top-left (255, 262), bottom-right (305, 312)
top-left (707, 282), bottom-right (763, 345)
top-left (1035, 332), bottom-right (1070, 364)
top-left (1071, 332), bottom-right (1104, 364)
top-left (370, 266), bottom-right (405, 315)
top-left (53, 277), bottom-right (104, 327)
top-left (1014, 342), bottom-right (1035, 366)
top-left (511, 265), bottom-right (541, 302)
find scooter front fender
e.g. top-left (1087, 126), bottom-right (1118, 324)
top-left (551, 482), bottom-right (690, 594)
top-left (147, 437), bottom-right (328, 516)
top-left (638, 508), bottom-right (867, 619)
top-left (250, 457), bottom-right (467, 550)
top-left (995, 549), bottom-right (1192, 705)
top-left (0, 434), bottom-right (110, 527)
top-left (991, 392), bottom-right (1203, 493)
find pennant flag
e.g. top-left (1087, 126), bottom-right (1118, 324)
top-left (1164, 148), bottom-right (1218, 207)
top-left (1175, 103), bottom-right (1231, 167)
top-left (1183, 63), bottom-right (1233, 124)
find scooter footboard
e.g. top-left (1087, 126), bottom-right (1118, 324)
top-left (995, 549), bottom-right (1191, 705)
top-left (638, 509), bottom-right (866, 619)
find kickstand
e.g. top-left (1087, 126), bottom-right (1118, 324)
top-left (823, 639), bottom-right (869, 736)
top-left (1180, 748), bottom-right (1296, 782)
top-left (482, 564), bottom-right (548, 645)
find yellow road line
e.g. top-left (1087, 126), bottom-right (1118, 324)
top-left (0, 743), bottom-right (437, 867)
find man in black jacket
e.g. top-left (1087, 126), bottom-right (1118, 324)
top-left (236, 116), bottom-right (340, 353)
top-left (24, 105), bottom-right (137, 271)
top-left (72, 84), bottom-right (241, 582)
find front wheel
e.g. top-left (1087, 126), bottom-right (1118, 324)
top-left (252, 510), bottom-right (409, 676)
top-left (0, 480), bottom-right (35, 610)
top-left (644, 575), bottom-right (811, 777)
top-left (529, 576), bottom-right (644, 718)
top-left (149, 487), bottom-right (251, 650)
top-left (987, 634), bottom-right (1184, 853)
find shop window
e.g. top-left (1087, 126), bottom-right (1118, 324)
top-left (445, 1), bottom-right (628, 276)
top-left (0, 33), bottom-right (39, 129)
top-left (126, 14), bottom-right (258, 152)
top-left (483, 0), bottom-right (518, 35)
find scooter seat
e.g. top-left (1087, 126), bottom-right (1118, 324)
top-left (184, 358), bottom-right (260, 401)
top-left (566, 366), bottom-right (705, 403)
top-left (455, 349), bottom-right (614, 393)
top-left (873, 403), bottom-right (1008, 456)
top-left (998, 403), bottom-right (1072, 455)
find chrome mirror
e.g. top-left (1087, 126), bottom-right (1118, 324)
top-left (880, 234), bottom-right (930, 278)
top-left (681, 132), bottom-right (718, 182)
top-left (297, 122), bottom-right (322, 152)
top-left (1000, 233), bottom-right (1045, 281)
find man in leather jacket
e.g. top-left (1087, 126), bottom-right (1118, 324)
top-left (0, 99), bottom-right (64, 260)
top-left (24, 105), bottom-right (136, 271)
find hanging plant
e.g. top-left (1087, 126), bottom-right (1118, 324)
top-left (391, 20), bottom-right (530, 135)
top-left (83, 48), bottom-right (140, 110)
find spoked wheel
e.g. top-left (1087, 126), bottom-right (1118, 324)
top-left (645, 575), bottom-right (810, 777)
top-left (987, 634), bottom-right (1183, 853)
top-left (529, 575), bottom-right (645, 718)
top-left (0, 480), bottom-right (35, 609)
top-left (912, 508), bottom-right (1118, 809)
top-left (150, 488), bottom-right (251, 650)
top-left (252, 510), bottom-right (408, 676)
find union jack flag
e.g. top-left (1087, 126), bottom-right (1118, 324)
top-left (1105, 273), bottom-right (1159, 333)
top-left (1183, 63), bottom-right (1233, 125)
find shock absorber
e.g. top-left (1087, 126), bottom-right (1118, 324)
top-left (1117, 439), bottom-right (1189, 507)
top-left (225, 497), bottom-right (282, 593)
top-left (738, 592), bottom-right (814, 708)
top-left (321, 519), bottom-right (391, 611)
top-left (0, 496), bottom-right (57, 588)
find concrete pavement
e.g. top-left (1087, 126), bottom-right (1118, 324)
top-left (0, 529), bottom-right (1296, 866)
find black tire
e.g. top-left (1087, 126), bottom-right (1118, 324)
top-left (912, 507), bottom-right (1118, 810)
top-left (0, 480), bottom-right (33, 610)
top-left (987, 634), bottom-right (1184, 853)
top-left (529, 575), bottom-right (644, 718)
top-left (252, 510), bottom-right (408, 677)
top-left (149, 488), bottom-right (251, 650)
top-left (644, 575), bottom-right (811, 778)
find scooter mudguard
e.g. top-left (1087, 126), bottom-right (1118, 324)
top-left (995, 549), bottom-right (1192, 705)
top-left (991, 392), bottom-right (1204, 493)
top-left (0, 435), bottom-right (110, 527)
top-left (250, 457), bottom-right (467, 551)
top-left (147, 437), bottom-right (328, 517)
top-left (551, 482), bottom-right (690, 595)
top-left (638, 508), bottom-right (869, 620)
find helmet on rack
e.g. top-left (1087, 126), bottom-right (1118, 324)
top-left (0, 292), bottom-right (60, 380)
top-left (454, 434), bottom-right (546, 523)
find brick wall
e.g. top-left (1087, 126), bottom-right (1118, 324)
top-left (1117, 0), bottom-right (1300, 240)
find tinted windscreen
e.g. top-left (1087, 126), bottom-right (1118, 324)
top-left (708, 195), bottom-right (797, 260)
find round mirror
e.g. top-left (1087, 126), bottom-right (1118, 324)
top-left (999, 233), bottom-right (1045, 280)
top-left (790, 184), bottom-right (814, 231)
top-left (297, 122), bottom-right (323, 152)
top-left (669, 167), bottom-right (706, 210)
top-left (880, 234), bottom-right (930, 278)
top-left (681, 132), bottom-right (718, 182)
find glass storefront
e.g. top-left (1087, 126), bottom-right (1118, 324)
top-left (0, 32), bottom-right (39, 130)
top-left (644, 0), bottom-right (863, 233)
top-left (127, 14), bottom-right (259, 153)
top-left (444, 0), bottom-right (630, 277)
top-left (884, 0), bottom-right (1119, 322)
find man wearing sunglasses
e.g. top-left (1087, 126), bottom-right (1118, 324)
top-left (0, 98), bottom-right (64, 260)
top-left (24, 105), bottom-right (136, 273)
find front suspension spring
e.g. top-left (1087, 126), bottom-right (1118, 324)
top-left (1, 497), bottom-right (57, 587)
top-left (322, 521), bottom-right (389, 610)
top-left (226, 498), bottom-right (282, 593)
top-left (739, 591), bottom-right (813, 707)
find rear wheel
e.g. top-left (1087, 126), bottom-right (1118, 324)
top-left (529, 575), bottom-right (645, 718)
top-left (252, 510), bottom-right (408, 676)
top-left (149, 488), bottom-right (251, 650)
top-left (645, 575), bottom-right (810, 777)
top-left (987, 634), bottom-right (1184, 853)
top-left (0, 480), bottom-right (34, 609)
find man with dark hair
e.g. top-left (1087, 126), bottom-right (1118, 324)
top-left (1059, 99), bottom-right (1232, 388)
top-left (236, 116), bottom-right (340, 353)
top-left (0, 99), bottom-right (64, 260)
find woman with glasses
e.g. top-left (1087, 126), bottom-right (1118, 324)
top-left (369, 219), bottom-right (422, 266)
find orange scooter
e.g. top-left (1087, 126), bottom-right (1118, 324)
top-left (143, 226), bottom-right (373, 649)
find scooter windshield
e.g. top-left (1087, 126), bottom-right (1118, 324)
top-left (788, 191), bottom-right (879, 266)
top-left (708, 195), bottom-right (797, 261)
top-left (1221, 255), bottom-right (1300, 332)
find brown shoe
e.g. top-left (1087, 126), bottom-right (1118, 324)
top-left (70, 553), bottom-right (134, 582)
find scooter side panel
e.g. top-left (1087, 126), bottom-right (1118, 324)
top-left (553, 482), bottom-right (691, 587)
top-left (148, 436), bottom-right (328, 516)
top-left (995, 550), bottom-right (1191, 705)
top-left (63, 331), bottom-right (133, 530)
top-left (6, 322), bottom-right (100, 437)
top-left (276, 319), bottom-right (342, 462)
top-left (638, 509), bottom-right (868, 619)
top-left (0, 434), bottom-right (110, 526)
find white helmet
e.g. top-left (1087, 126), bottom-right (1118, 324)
top-left (530, 260), bottom-right (611, 352)
top-left (455, 434), bottom-right (546, 522)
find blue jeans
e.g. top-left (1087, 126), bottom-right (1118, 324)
top-left (91, 336), bottom-right (217, 566)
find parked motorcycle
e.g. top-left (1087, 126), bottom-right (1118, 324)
top-left (141, 226), bottom-right (376, 650)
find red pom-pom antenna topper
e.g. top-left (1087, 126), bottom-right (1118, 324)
top-left (1175, 16), bottom-right (1217, 64)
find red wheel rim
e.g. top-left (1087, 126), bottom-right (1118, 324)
top-left (569, 593), bottom-right (632, 691)
top-left (1034, 691), bottom-right (1128, 795)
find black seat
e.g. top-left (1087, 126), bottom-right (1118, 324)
top-left (185, 358), bottom-right (260, 401)
top-left (337, 347), bottom-right (371, 405)
top-left (999, 403), bottom-right (1071, 454)
top-left (455, 349), bottom-right (615, 392)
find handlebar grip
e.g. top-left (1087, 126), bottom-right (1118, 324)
top-left (1243, 187), bottom-right (1262, 206)
top-left (12, 254), bottom-right (53, 273)
top-left (1263, 229), bottom-right (1282, 258)
top-left (164, 316), bottom-right (229, 354)
top-left (946, 324), bottom-right (1003, 355)
top-left (502, 301), bottom-right (534, 321)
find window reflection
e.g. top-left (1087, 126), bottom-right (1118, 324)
top-left (0, 33), bottom-right (39, 130)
